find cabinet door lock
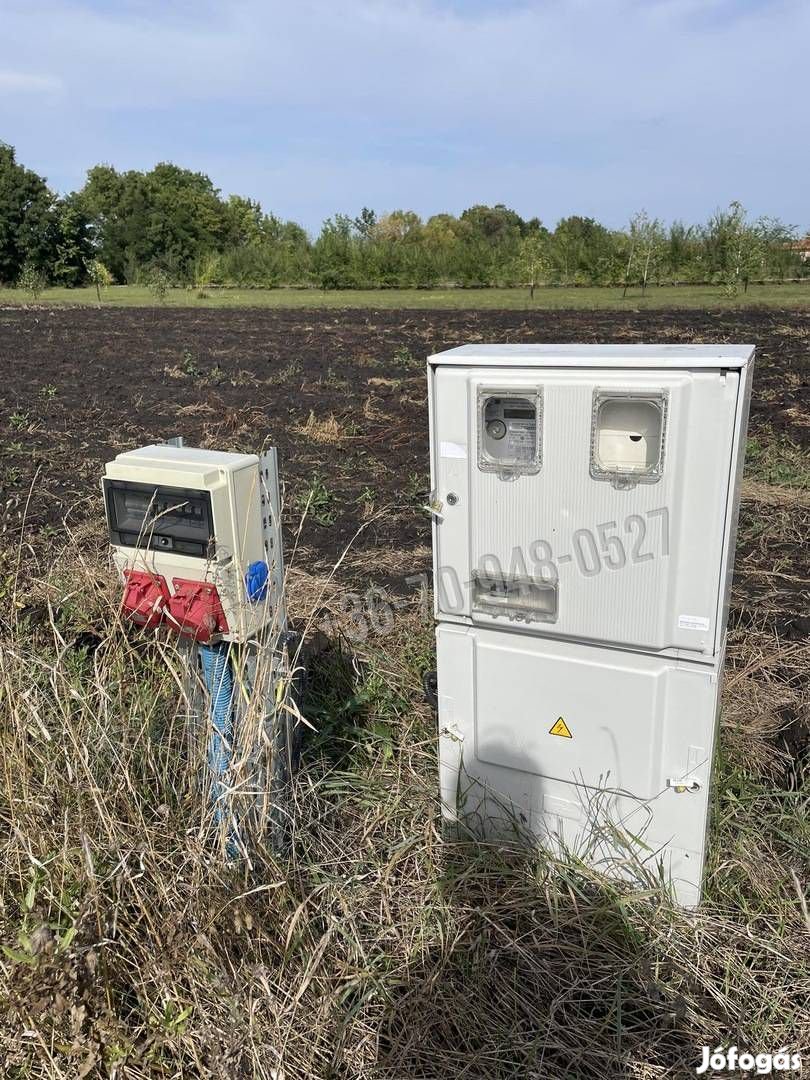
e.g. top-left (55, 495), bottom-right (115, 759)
top-left (425, 492), bottom-right (444, 520)
top-left (667, 777), bottom-right (701, 793)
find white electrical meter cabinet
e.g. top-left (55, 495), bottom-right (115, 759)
top-left (427, 343), bottom-right (754, 906)
top-left (103, 442), bottom-right (284, 645)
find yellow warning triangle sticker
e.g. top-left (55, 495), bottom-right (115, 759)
top-left (549, 717), bottom-right (573, 739)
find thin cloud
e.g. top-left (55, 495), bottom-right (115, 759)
top-left (0, 0), bottom-right (806, 230)
top-left (0, 70), bottom-right (62, 94)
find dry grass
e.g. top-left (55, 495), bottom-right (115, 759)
top-left (745, 431), bottom-right (810, 491)
top-left (361, 396), bottom-right (385, 422)
top-left (740, 479), bottom-right (810, 508)
top-left (292, 412), bottom-right (355, 446)
top-left (0, 517), bottom-right (808, 1079)
top-left (366, 378), bottom-right (400, 389)
top-left (722, 626), bottom-right (808, 784)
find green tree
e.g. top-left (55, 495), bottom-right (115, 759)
top-left (664, 221), bottom-right (699, 283)
top-left (218, 215), bottom-right (312, 287)
top-left (353, 207), bottom-right (377, 240)
top-left (17, 261), bottom-right (46, 299)
top-left (704, 202), bottom-right (765, 295)
top-left (79, 162), bottom-right (229, 283)
top-left (515, 232), bottom-right (553, 298)
top-left (143, 163), bottom-right (227, 280)
top-left (80, 164), bottom-right (149, 281)
top-left (222, 194), bottom-right (265, 248)
top-left (312, 215), bottom-right (358, 289)
top-left (0, 143), bottom-right (56, 283)
top-left (86, 258), bottom-right (113, 304)
top-left (728, 205), bottom-right (763, 294)
top-left (460, 203), bottom-right (526, 243)
top-left (757, 216), bottom-right (798, 282)
top-left (267, 217), bottom-right (311, 283)
top-left (422, 214), bottom-right (460, 284)
top-left (147, 266), bottom-right (170, 303)
top-left (552, 216), bottom-right (618, 285)
top-left (52, 195), bottom-right (94, 286)
top-left (364, 211), bottom-right (426, 286)
top-left (624, 210), bottom-right (666, 296)
top-left (457, 204), bottom-right (525, 285)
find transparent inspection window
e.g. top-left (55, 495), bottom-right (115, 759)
top-left (590, 390), bottom-right (667, 487)
top-left (478, 388), bottom-right (542, 477)
top-left (472, 570), bottom-right (558, 624)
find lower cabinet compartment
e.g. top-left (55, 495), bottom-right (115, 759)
top-left (436, 622), bottom-right (722, 906)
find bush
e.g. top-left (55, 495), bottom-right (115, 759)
top-left (16, 262), bottom-right (46, 299)
top-left (147, 267), bottom-right (170, 303)
top-left (85, 259), bottom-right (113, 303)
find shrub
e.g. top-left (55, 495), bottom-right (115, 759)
top-left (147, 267), bottom-right (170, 303)
top-left (16, 262), bottom-right (46, 299)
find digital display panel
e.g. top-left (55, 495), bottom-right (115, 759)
top-left (104, 479), bottom-right (215, 557)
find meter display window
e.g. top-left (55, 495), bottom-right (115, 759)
top-left (104, 479), bottom-right (215, 557)
top-left (590, 389), bottom-right (667, 486)
top-left (478, 389), bottom-right (542, 476)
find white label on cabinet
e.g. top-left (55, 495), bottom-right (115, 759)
top-left (440, 441), bottom-right (467, 460)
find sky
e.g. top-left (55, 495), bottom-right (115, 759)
top-left (0, 0), bottom-right (807, 234)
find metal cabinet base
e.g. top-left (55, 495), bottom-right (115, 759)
top-left (436, 622), bottom-right (723, 907)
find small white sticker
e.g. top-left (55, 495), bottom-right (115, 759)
top-left (440, 441), bottom-right (467, 460)
top-left (678, 614), bottom-right (710, 632)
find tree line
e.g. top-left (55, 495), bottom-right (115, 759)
top-left (1, 141), bottom-right (806, 296)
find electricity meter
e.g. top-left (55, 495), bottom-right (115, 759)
top-left (103, 443), bottom-right (283, 644)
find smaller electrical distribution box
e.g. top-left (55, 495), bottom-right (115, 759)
top-left (103, 444), bottom-right (283, 644)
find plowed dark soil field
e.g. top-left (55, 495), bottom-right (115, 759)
top-left (1, 304), bottom-right (808, 1078)
top-left (0, 304), bottom-right (807, 634)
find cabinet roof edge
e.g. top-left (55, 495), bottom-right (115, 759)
top-left (428, 343), bottom-right (755, 369)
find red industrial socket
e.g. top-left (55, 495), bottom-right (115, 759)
top-left (165, 579), bottom-right (229, 643)
top-left (121, 569), bottom-right (170, 629)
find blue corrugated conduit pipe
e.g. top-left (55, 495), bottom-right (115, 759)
top-left (199, 641), bottom-right (238, 857)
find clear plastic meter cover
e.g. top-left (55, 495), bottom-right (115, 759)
top-left (589, 388), bottom-right (668, 487)
top-left (104, 479), bottom-right (215, 557)
top-left (478, 388), bottom-right (543, 478)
